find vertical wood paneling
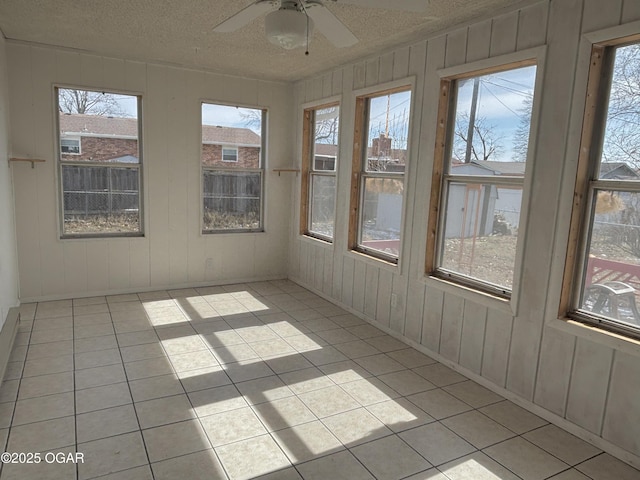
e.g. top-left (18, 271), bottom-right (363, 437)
top-left (9, 45), bottom-right (41, 299)
top-left (602, 352), bottom-right (640, 454)
top-left (108, 241), bottom-right (131, 290)
top-left (363, 264), bottom-right (379, 319)
top-left (466, 20), bottom-right (492, 62)
top-left (582, 0), bottom-right (623, 32)
top-left (404, 282), bottom-right (425, 343)
top-left (85, 241), bottom-right (109, 293)
top-left (490, 11), bottom-right (519, 56)
top-left (481, 309), bottom-right (512, 387)
top-left (80, 54), bottom-right (104, 87)
top-left (352, 261), bottom-right (366, 313)
top-left (393, 46), bottom-right (411, 80)
top-left (55, 50), bottom-right (81, 85)
top-left (314, 246), bottom-right (324, 291)
top-left (445, 28), bottom-right (468, 67)
top-left (299, 241), bottom-right (309, 284)
top-left (331, 68), bottom-right (343, 96)
top-left (34, 48), bottom-right (64, 296)
top-left (533, 330), bottom-right (575, 416)
top-left (102, 57), bottom-right (126, 91)
top-left (389, 274), bottom-right (408, 334)
top-left (365, 58), bottom-right (380, 87)
top-left (307, 243), bottom-right (316, 286)
top-left (322, 247), bottom-right (333, 295)
top-left (124, 60), bottom-right (147, 93)
top-left (146, 64), bottom-right (170, 286)
top-left (517, 2), bottom-right (549, 50)
top-left (341, 256), bottom-right (355, 307)
top-left (459, 302), bottom-right (487, 374)
top-left (566, 338), bottom-right (613, 434)
top-left (378, 52), bottom-right (394, 84)
top-left (421, 287), bottom-right (444, 353)
top-left (353, 62), bottom-right (366, 90)
top-left (507, 0), bottom-right (583, 403)
top-left (622, 0), bottom-right (640, 22)
top-left (375, 268), bottom-right (393, 328)
top-left (129, 239), bottom-right (150, 288)
top-left (439, 292), bottom-right (464, 361)
top-left (166, 67), bottom-right (189, 285)
top-left (322, 72), bottom-right (332, 98)
top-left (63, 243), bottom-right (87, 295)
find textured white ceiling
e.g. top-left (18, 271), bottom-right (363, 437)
top-left (0, 0), bottom-right (518, 82)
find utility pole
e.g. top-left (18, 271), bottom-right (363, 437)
top-left (464, 77), bottom-right (480, 163)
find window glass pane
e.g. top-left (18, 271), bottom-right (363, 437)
top-left (365, 91), bottom-right (411, 173)
top-left (203, 171), bottom-right (261, 231)
top-left (361, 177), bottom-right (403, 258)
top-left (580, 189), bottom-right (640, 328)
top-left (58, 88), bottom-right (141, 236)
top-left (313, 106), bottom-right (339, 172)
top-left (309, 174), bottom-right (336, 238)
top-left (599, 44), bottom-right (640, 179)
top-left (201, 104), bottom-right (262, 170)
top-left (450, 66), bottom-right (536, 173)
top-left (440, 182), bottom-right (522, 290)
top-left (61, 165), bottom-right (140, 234)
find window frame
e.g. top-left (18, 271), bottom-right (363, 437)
top-left (300, 100), bottom-right (340, 243)
top-left (56, 86), bottom-right (144, 239)
top-left (60, 137), bottom-right (81, 155)
top-left (200, 101), bottom-right (267, 235)
top-left (562, 34), bottom-right (640, 340)
top-left (426, 52), bottom-right (543, 302)
top-left (348, 83), bottom-right (413, 265)
top-left (222, 146), bottom-right (239, 163)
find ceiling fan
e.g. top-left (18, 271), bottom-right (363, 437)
top-left (213, 0), bottom-right (429, 51)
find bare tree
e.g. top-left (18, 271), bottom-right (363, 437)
top-left (58, 89), bottom-right (129, 117)
top-left (511, 95), bottom-right (534, 162)
top-left (452, 113), bottom-right (503, 162)
top-left (314, 106), bottom-right (339, 144)
top-left (602, 43), bottom-right (640, 167)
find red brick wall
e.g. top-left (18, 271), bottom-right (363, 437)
top-left (61, 137), bottom-right (138, 162)
top-left (201, 145), bottom-right (260, 168)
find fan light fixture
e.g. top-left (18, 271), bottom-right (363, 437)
top-left (265, 8), bottom-right (313, 50)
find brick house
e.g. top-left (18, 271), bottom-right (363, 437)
top-left (59, 113), bottom-right (261, 166)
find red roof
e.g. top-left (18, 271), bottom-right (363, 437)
top-left (59, 113), bottom-right (261, 146)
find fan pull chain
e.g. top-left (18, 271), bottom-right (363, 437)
top-left (305, 10), bottom-right (310, 55)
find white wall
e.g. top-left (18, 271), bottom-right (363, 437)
top-left (0, 35), bottom-right (19, 328)
top-left (7, 43), bottom-right (293, 301)
top-left (289, 0), bottom-right (640, 468)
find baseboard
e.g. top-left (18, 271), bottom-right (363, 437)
top-left (0, 307), bottom-right (19, 383)
top-left (20, 275), bottom-right (289, 303)
top-left (290, 275), bottom-right (640, 471)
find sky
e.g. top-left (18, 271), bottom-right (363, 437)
top-left (201, 103), bottom-right (262, 134)
top-left (455, 65), bottom-right (537, 162)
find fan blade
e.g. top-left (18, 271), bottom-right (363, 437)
top-left (306, 3), bottom-right (358, 48)
top-left (336, 0), bottom-right (428, 12)
top-left (213, 1), bottom-right (278, 33)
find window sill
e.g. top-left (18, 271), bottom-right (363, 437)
top-left (300, 234), bottom-right (333, 247)
top-left (548, 316), bottom-right (640, 357)
top-left (424, 274), bottom-right (515, 315)
top-left (346, 249), bottom-right (399, 272)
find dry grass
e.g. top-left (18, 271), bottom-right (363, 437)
top-left (64, 214), bottom-right (140, 234)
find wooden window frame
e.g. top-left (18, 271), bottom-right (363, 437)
top-left (300, 101), bottom-right (339, 242)
top-left (561, 34), bottom-right (640, 340)
top-left (348, 85), bottom-right (412, 265)
top-left (426, 58), bottom-right (538, 298)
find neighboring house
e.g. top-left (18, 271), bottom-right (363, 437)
top-left (59, 113), bottom-right (261, 166)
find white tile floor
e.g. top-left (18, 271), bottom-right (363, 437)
top-left (1, 280), bottom-right (639, 480)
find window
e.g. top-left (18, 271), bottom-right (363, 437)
top-left (60, 138), bottom-right (80, 155)
top-left (222, 147), bottom-right (238, 162)
top-left (566, 38), bottom-right (640, 338)
top-left (57, 88), bottom-right (142, 237)
top-left (301, 102), bottom-right (339, 241)
top-left (202, 103), bottom-right (265, 233)
top-left (427, 62), bottom-right (538, 296)
top-left (349, 87), bottom-right (412, 263)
